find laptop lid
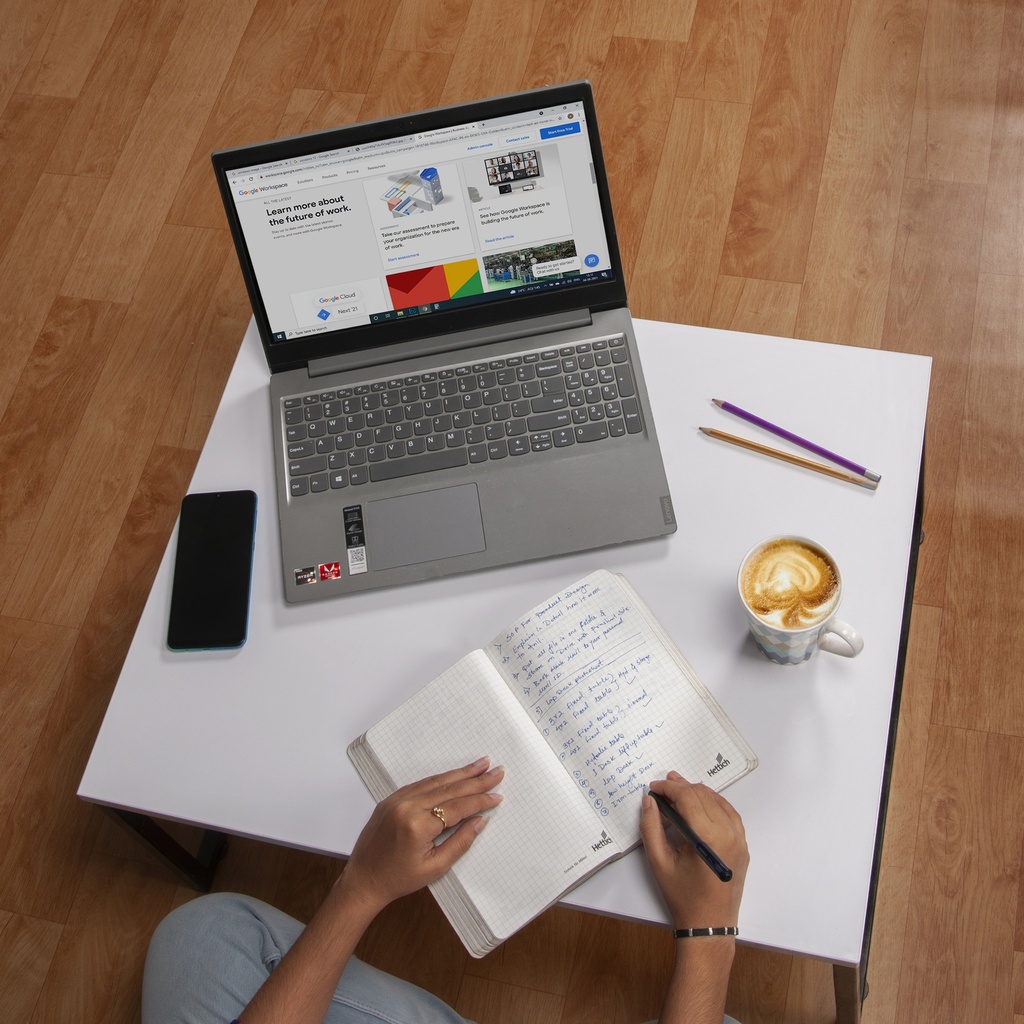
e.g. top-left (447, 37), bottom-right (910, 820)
top-left (211, 81), bottom-right (628, 376)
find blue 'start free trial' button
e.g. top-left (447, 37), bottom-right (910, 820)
top-left (539, 122), bottom-right (581, 140)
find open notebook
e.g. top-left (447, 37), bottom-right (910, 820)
top-left (348, 569), bottom-right (757, 956)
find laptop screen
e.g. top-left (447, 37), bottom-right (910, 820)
top-left (213, 83), bottom-right (627, 373)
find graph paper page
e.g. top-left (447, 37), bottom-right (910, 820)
top-left (485, 570), bottom-right (757, 844)
top-left (355, 649), bottom-right (624, 948)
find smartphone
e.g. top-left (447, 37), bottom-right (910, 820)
top-left (167, 490), bottom-right (257, 651)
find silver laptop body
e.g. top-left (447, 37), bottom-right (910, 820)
top-left (213, 82), bottom-right (676, 602)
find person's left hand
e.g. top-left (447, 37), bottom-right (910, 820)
top-left (339, 758), bottom-right (504, 916)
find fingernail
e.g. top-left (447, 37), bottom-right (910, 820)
top-left (470, 756), bottom-right (490, 770)
top-left (486, 764), bottom-right (505, 777)
top-left (473, 815), bottom-right (489, 833)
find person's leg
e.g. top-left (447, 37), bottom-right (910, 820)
top-left (142, 892), bottom-right (473, 1024)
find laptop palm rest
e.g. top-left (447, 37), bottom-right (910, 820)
top-left (365, 483), bottom-right (486, 570)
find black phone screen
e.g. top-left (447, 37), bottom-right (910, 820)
top-left (167, 490), bottom-right (257, 651)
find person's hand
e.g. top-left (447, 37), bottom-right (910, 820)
top-left (640, 772), bottom-right (748, 930)
top-left (338, 758), bottom-right (504, 917)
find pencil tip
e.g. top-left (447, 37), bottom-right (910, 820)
top-left (712, 398), bottom-right (724, 407)
top-left (698, 426), bottom-right (711, 435)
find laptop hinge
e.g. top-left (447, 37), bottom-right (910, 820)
top-left (307, 310), bottom-right (594, 378)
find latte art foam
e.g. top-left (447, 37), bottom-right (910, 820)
top-left (740, 539), bottom-right (840, 629)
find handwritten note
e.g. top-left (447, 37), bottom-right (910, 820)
top-left (488, 575), bottom-right (682, 833)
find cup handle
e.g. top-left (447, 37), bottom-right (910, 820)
top-left (820, 619), bottom-right (864, 658)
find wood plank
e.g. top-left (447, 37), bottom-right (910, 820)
top-left (384, 0), bottom-right (473, 54)
top-left (860, 604), bottom-right (941, 1024)
top-left (296, 1), bottom-right (400, 94)
top-left (455, 975), bottom-right (563, 1024)
top-left (16, 0), bottom-right (124, 99)
top-left (0, 297), bottom-right (128, 607)
top-left (59, 0), bottom-right (256, 303)
top-left (166, 0), bottom-right (331, 232)
top-left (465, 906), bottom-right (582, 996)
top-left (615, 0), bottom-right (697, 42)
top-left (561, 914), bottom-right (674, 1024)
top-left (355, 50), bottom-right (454, 122)
top-left (521, 0), bottom-right (615, 88)
top-left (793, 0), bottom-right (927, 348)
top-left (676, 0), bottom-right (773, 105)
top-left (880, 179), bottom-right (985, 610)
top-left (3, 226), bottom-right (230, 627)
top-left (1016, 949), bottom-right (1024, 1018)
top-left (721, 0), bottom-right (851, 284)
top-left (276, 90), bottom-right (365, 136)
top-left (0, 174), bottom-right (109, 414)
top-left (630, 97), bottom-right (748, 325)
top-left (781, 956), bottom-right (833, 1023)
top-left (0, 443), bottom-right (198, 926)
top-left (708, 275), bottom-right (801, 337)
top-left (0, 444), bottom-right (197, 923)
top-left (0, 617), bottom-right (77, 825)
top-left (906, 0), bottom-right (1004, 184)
top-left (0, 911), bottom-right (63, 1022)
top-left (894, 727), bottom-right (1024, 1022)
top-left (155, 253), bottom-right (251, 452)
top-left (0, 0), bottom-right (61, 114)
top-left (439, 0), bottom-right (544, 105)
top-left (930, 273), bottom-right (1024, 737)
top-left (28, 855), bottom-right (177, 1024)
top-left (591, 37), bottom-right (684, 284)
top-left (724, 945), bottom-right (792, 1024)
top-left (988, 0), bottom-right (1024, 190)
top-left (0, 93), bottom-right (72, 266)
top-left (44, 0), bottom-right (191, 179)
top-left (270, 848), bottom-right (339, 925)
top-left (982, 0), bottom-right (1024, 277)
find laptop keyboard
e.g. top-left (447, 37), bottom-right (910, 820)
top-left (282, 336), bottom-right (643, 496)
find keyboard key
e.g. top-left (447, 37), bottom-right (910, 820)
top-left (369, 448), bottom-right (469, 481)
top-left (575, 422), bottom-right (609, 443)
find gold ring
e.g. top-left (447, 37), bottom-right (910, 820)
top-left (431, 806), bottom-right (446, 828)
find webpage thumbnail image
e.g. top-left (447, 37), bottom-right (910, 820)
top-left (482, 240), bottom-right (579, 290)
top-left (386, 258), bottom-right (483, 310)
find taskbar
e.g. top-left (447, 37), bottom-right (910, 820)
top-left (367, 268), bottom-right (613, 325)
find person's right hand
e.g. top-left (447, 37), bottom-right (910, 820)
top-left (640, 772), bottom-right (749, 930)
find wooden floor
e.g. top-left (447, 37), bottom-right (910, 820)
top-left (1, 0), bottom-right (1022, 1020)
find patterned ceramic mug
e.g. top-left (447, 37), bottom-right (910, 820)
top-left (737, 536), bottom-right (863, 665)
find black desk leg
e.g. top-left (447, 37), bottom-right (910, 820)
top-left (110, 809), bottom-right (227, 891)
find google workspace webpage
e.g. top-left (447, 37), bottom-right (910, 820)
top-left (226, 100), bottom-right (612, 345)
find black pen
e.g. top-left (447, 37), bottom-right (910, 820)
top-left (647, 788), bottom-right (733, 883)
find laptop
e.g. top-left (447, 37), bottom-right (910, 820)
top-left (212, 81), bottom-right (676, 603)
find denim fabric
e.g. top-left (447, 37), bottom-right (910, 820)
top-left (142, 891), bottom-right (742, 1024)
top-left (141, 892), bottom-right (474, 1024)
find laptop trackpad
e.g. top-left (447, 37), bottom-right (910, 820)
top-left (365, 483), bottom-right (486, 571)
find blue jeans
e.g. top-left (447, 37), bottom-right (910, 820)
top-left (142, 893), bottom-right (474, 1024)
top-left (142, 892), bottom-right (742, 1024)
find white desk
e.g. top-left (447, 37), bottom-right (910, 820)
top-left (80, 318), bottom-right (930, 1022)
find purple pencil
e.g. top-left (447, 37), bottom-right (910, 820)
top-left (712, 399), bottom-right (881, 483)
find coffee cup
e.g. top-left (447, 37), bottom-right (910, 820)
top-left (737, 536), bottom-right (863, 665)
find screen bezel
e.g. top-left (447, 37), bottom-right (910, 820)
top-left (211, 81), bottom-right (627, 374)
